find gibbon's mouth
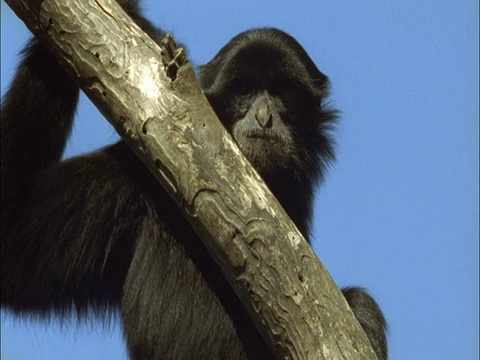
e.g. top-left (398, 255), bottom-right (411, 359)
top-left (242, 129), bottom-right (284, 142)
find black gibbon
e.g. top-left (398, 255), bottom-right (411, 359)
top-left (1, 1), bottom-right (387, 359)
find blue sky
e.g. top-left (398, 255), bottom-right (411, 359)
top-left (1, 1), bottom-right (478, 359)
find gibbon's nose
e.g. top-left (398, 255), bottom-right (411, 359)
top-left (253, 93), bottom-right (275, 128)
top-left (255, 110), bottom-right (273, 128)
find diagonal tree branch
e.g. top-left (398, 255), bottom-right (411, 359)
top-left (4, 0), bottom-right (378, 358)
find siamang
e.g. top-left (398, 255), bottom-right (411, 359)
top-left (1, 1), bottom-right (387, 359)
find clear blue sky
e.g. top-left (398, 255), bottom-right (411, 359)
top-left (1, 1), bottom-right (478, 359)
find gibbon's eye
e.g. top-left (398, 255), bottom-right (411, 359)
top-left (235, 81), bottom-right (251, 95)
top-left (269, 81), bottom-right (288, 97)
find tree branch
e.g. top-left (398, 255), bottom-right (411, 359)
top-left (4, 0), bottom-right (378, 358)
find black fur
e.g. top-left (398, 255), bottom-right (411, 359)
top-left (1, 1), bottom-right (387, 359)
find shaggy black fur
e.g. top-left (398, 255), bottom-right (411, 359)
top-left (1, 1), bottom-right (387, 359)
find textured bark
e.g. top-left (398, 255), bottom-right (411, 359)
top-left (4, 0), bottom-right (378, 358)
